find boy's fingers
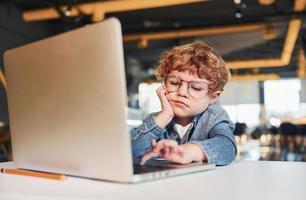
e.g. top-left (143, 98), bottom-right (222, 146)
top-left (165, 154), bottom-right (185, 164)
top-left (140, 142), bottom-right (165, 165)
top-left (166, 146), bottom-right (182, 158)
top-left (156, 87), bottom-right (168, 102)
top-left (140, 140), bottom-right (181, 165)
top-left (140, 151), bottom-right (158, 165)
top-left (154, 140), bottom-right (178, 153)
top-left (156, 87), bottom-right (164, 98)
top-left (178, 146), bottom-right (184, 152)
top-left (163, 147), bottom-right (170, 156)
top-left (170, 146), bottom-right (180, 154)
top-left (152, 142), bottom-right (165, 153)
top-left (162, 140), bottom-right (179, 148)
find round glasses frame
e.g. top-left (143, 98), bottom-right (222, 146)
top-left (162, 76), bottom-right (210, 99)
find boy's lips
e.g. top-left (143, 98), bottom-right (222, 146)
top-left (172, 100), bottom-right (189, 107)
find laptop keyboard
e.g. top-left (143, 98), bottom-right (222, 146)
top-left (133, 163), bottom-right (175, 174)
top-left (133, 159), bottom-right (194, 174)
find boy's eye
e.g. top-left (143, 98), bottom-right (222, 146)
top-left (168, 78), bottom-right (180, 85)
top-left (190, 82), bottom-right (206, 91)
top-left (190, 86), bottom-right (204, 91)
top-left (170, 81), bottom-right (180, 85)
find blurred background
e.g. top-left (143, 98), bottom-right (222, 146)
top-left (0, 0), bottom-right (306, 162)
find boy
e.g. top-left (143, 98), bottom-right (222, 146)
top-left (130, 41), bottom-right (237, 166)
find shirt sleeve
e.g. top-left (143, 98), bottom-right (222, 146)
top-left (188, 113), bottom-right (237, 166)
top-left (130, 113), bottom-right (166, 163)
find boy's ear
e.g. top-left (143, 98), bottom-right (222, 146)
top-left (209, 91), bottom-right (221, 104)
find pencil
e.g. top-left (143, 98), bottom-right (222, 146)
top-left (0, 168), bottom-right (65, 180)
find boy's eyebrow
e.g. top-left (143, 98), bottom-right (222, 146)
top-left (168, 75), bottom-right (210, 84)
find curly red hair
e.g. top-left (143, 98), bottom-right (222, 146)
top-left (155, 41), bottom-right (230, 95)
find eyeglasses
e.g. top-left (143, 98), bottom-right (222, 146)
top-left (162, 76), bottom-right (210, 99)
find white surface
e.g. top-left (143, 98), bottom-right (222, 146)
top-left (0, 161), bottom-right (305, 200)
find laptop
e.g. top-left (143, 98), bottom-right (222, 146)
top-left (3, 18), bottom-right (215, 183)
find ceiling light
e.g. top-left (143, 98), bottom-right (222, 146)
top-left (143, 20), bottom-right (161, 28)
top-left (65, 10), bottom-right (72, 17)
top-left (235, 10), bottom-right (242, 18)
top-left (241, 2), bottom-right (247, 9)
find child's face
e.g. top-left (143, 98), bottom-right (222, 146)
top-left (163, 70), bottom-right (220, 119)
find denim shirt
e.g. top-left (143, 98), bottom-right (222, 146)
top-left (130, 103), bottom-right (237, 166)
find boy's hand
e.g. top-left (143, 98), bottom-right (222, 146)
top-left (155, 86), bottom-right (174, 128)
top-left (140, 139), bottom-right (206, 165)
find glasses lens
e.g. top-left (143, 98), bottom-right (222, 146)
top-left (163, 76), bottom-right (209, 98)
top-left (189, 81), bottom-right (209, 98)
top-left (163, 76), bottom-right (181, 92)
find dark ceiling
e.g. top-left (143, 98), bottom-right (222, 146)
top-left (6, 0), bottom-right (299, 29)
top-left (0, 0), bottom-right (306, 79)
top-left (0, 0), bottom-right (305, 124)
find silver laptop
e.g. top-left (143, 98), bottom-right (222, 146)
top-left (4, 18), bottom-right (215, 183)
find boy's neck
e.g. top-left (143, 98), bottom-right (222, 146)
top-left (174, 117), bottom-right (193, 127)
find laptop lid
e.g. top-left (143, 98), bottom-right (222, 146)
top-left (4, 18), bottom-right (134, 182)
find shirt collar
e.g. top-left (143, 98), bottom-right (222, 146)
top-left (166, 112), bottom-right (202, 130)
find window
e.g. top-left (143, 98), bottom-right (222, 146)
top-left (222, 104), bottom-right (261, 128)
top-left (264, 79), bottom-right (301, 118)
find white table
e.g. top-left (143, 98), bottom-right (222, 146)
top-left (0, 161), bottom-right (305, 200)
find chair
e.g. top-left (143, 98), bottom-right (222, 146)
top-left (0, 125), bottom-right (11, 161)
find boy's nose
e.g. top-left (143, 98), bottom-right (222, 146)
top-left (177, 83), bottom-right (189, 97)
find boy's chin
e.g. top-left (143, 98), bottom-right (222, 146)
top-left (173, 107), bottom-right (205, 118)
top-left (173, 110), bottom-right (193, 118)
